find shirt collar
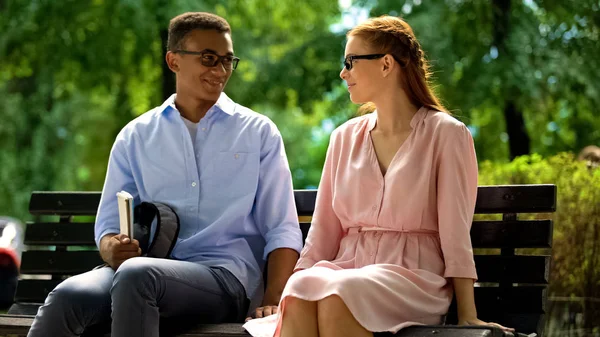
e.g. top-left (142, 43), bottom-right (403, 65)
top-left (367, 105), bottom-right (428, 131)
top-left (159, 92), bottom-right (236, 117)
top-left (214, 92), bottom-right (236, 115)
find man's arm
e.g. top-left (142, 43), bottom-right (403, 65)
top-left (95, 134), bottom-right (142, 268)
top-left (95, 135), bottom-right (139, 246)
top-left (249, 120), bottom-right (303, 319)
top-left (262, 248), bottom-right (299, 306)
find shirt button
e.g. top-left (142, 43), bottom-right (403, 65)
top-left (234, 154), bottom-right (239, 159)
top-left (191, 182), bottom-right (197, 187)
top-left (202, 128), bottom-right (207, 131)
top-left (372, 205), bottom-right (377, 211)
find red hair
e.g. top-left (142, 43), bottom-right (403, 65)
top-left (348, 16), bottom-right (447, 114)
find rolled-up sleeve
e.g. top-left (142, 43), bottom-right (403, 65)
top-left (94, 135), bottom-right (139, 248)
top-left (253, 122), bottom-right (303, 260)
top-left (437, 124), bottom-right (478, 280)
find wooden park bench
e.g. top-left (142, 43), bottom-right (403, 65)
top-left (0, 184), bottom-right (556, 337)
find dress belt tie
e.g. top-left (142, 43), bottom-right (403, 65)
top-left (347, 227), bottom-right (438, 235)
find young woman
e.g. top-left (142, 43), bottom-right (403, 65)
top-left (245, 15), bottom-right (513, 337)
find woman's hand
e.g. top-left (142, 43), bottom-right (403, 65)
top-left (458, 317), bottom-right (515, 333)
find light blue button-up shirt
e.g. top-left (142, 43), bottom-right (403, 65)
top-left (94, 93), bottom-right (303, 305)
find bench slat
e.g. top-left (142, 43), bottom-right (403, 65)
top-left (24, 219), bottom-right (550, 249)
top-left (474, 256), bottom-right (549, 284)
top-left (478, 313), bottom-right (544, 336)
top-left (471, 220), bottom-right (552, 248)
top-left (296, 185), bottom-right (557, 215)
top-left (445, 312), bottom-right (544, 336)
top-left (14, 279), bottom-right (545, 317)
top-left (0, 316), bottom-right (502, 337)
top-left (29, 191), bottom-right (101, 216)
top-left (446, 288), bottom-right (546, 334)
top-left (6, 303), bottom-right (39, 316)
top-left (24, 222), bottom-right (96, 246)
top-left (0, 314), bottom-right (36, 335)
top-left (28, 185), bottom-right (557, 216)
top-left (475, 184), bottom-right (556, 214)
top-left (474, 286), bottom-right (546, 313)
top-left (28, 190), bottom-right (321, 217)
top-left (294, 190), bottom-right (317, 216)
top-left (20, 251), bottom-right (103, 275)
top-left (13, 280), bottom-right (62, 304)
top-left (301, 221), bottom-right (552, 248)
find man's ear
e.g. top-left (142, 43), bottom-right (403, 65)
top-left (381, 54), bottom-right (395, 77)
top-left (165, 51), bottom-right (179, 73)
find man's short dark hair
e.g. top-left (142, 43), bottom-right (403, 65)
top-left (167, 12), bottom-right (231, 51)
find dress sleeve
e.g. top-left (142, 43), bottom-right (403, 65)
top-left (294, 129), bottom-right (344, 271)
top-left (437, 123), bottom-right (479, 280)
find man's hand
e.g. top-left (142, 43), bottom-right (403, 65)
top-left (99, 233), bottom-right (141, 270)
top-left (245, 305), bottom-right (278, 322)
top-left (245, 290), bottom-right (280, 322)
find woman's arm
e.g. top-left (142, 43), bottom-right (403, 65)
top-left (436, 123), bottom-right (512, 331)
top-left (453, 278), bottom-right (514, 332)
top-left (453, 277), bottom-right (477, 322)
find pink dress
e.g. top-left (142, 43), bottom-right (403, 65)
top-left (244, 107), bottom-right (479, 336)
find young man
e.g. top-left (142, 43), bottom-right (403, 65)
top-left (27, 12), bottom-right (302, 337)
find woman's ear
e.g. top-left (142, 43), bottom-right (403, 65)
top-left (382, 54), bottom-right (395, 77)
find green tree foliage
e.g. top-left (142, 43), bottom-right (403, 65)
top-left (364, 0), bottom-right (600, 160)
top-left (1, 0), bottom-right (599, 218)
top-left (0, 0), bottom-right (347, 219)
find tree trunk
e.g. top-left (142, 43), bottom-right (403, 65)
top-left (504, 100), bottom-right (531, 159)
top-left (492, 0), bottom-right (530, 159)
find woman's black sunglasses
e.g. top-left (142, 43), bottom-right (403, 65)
top-left (343, 54), bottom-right (386, 70)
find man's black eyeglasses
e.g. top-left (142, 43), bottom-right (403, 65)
top-left (344, 54), bottom-right (386, 70)
top-left (173, 50), bottom-right (240, 70)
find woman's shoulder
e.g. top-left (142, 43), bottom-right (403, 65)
top-left (425, 110), bottom-right (466, 128)
top-left (424, 109), bottom-right (471, 140)
top-left (331, 114), bottom-right (372, 139)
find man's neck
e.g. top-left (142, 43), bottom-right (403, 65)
top-left (174, 94), bottom-right (219, 123)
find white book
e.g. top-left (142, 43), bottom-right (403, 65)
top-left (116, 191), bottom-right (134, 239)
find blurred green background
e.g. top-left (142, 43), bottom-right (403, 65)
top-left (1, 0), bottom-right (599, 335)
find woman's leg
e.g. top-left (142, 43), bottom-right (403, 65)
top-left (317, 295), bottom-right (372, 337)
top-left (279, 296), bottom-right (318, 337)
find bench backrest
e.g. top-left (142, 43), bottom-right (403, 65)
top-left (12, 185), bottom-right (556, 336)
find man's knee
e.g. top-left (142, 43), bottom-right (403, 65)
top-left (44, 278), bottom-right (106, 313)
top-left (112, 257), bottom-right (158, 294)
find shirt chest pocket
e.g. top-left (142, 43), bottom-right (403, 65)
top-left (200, 151), bottom-right (260, 197)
